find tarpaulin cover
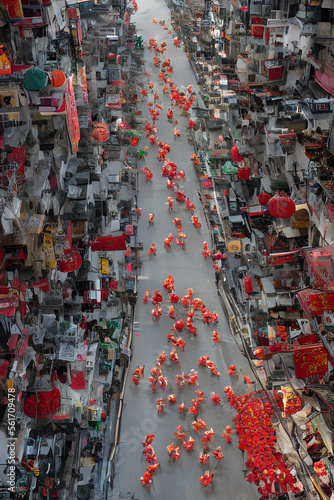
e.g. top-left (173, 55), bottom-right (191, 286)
top-left (71, 371), bottom-right (86, 390)
top-left (24, 388), bottom-right (61, 419)
top-left (90, 234), bottom-right (127, 251)
top-left (222, 161), bottom-right (238, 174)
top-left (23, 67), bottom-right (49, 91)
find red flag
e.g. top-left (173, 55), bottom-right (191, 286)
top-left (57, 251), bottom-right (82, 272)
top-left (29, 278), bottom-right (50, 294)
top-left (90, 234), bottom-right (127, 251)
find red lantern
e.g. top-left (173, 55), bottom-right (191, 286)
top-left (50, 70), bottom-right (66, 87)
top-left (268, 192), bottom-right (295, 218)
top-left (258, 192), bottom-right (271, 205)
top-left (218, 135), bottom-right (223, 143)
top-left (244, 275), bottom-right (253, 294)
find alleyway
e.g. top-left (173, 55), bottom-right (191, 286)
top-left (111, 1), bottom-right (258, 498)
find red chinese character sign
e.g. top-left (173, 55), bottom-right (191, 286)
top-left (293, 346), bottom-right (328, 379)
top-left (65, 76), bottom-right (80, 153)
top-left (297, 289), bottom-right (334, 317)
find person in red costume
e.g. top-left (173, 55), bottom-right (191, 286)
top-left (183, 437), bottom-right (195, 451)
top-left (199, 471), bottom-right (213, 486)
top-left (142, 434), bottom-right (155, 447)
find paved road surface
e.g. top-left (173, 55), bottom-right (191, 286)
top-left (111, 2), bottom-right (258, 499)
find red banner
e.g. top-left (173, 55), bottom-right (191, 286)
top-left (57, 251), bottom-right (82, 272)
top-left (7, 144), bottom-right (26, 175)
top-left (297, 289), bottom-right (334, 316)
top-left (2, 0), bottom-right (23, 18)
top-left (89, 234), bottom-right (127, 251)
top-left (65, 76), bottom-right (80, 153)
top-left (294, 346), bottom-right (328, 379)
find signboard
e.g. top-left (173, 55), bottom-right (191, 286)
top-left (65, 76), bottom-right (80, 154)
top-left (267, 249), bottom-right (301, 265)
top-left (100, 258), bottom-right (109, 275)
top-left (78, 66), bottom-right (89, 103)
top-left (2, 0), bottom-right (23, 18)
top-left (291, 220), bottom-right (309, 229)
top-left (42, 233), bottom-right (56, 269)
top-left (211, 149), bottom-right (231, 158)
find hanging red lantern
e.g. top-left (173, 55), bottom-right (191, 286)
top-left (258, 192), bottom-right (271, 205)
top-left (268, 192), bottom-right (295, 219)
top-left (244, 275), bottom-right (253, 294)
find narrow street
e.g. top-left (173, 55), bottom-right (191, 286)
top-left (112, 1), bottom-right (258, 498)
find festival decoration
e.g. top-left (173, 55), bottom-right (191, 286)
top-left (268, 192), bottom-right (295, 218)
